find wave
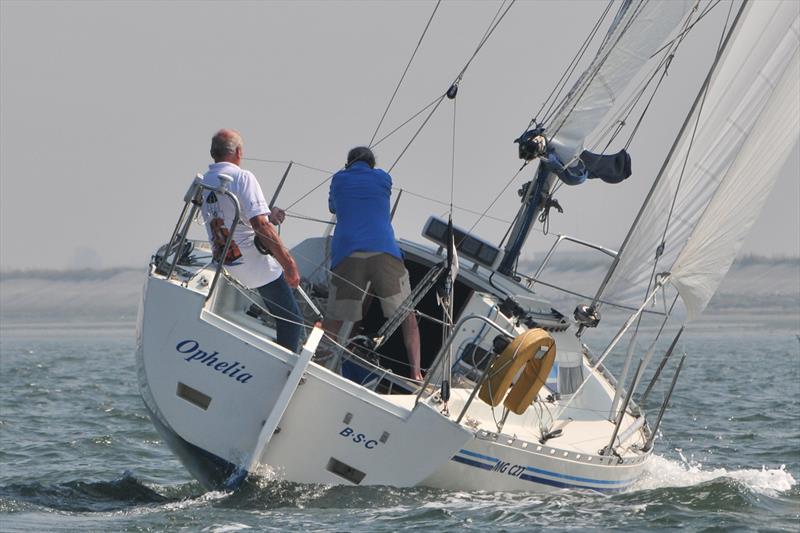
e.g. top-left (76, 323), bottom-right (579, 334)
top-left (2, 466), bottom-right (795, 532)
top-left (633, 454), bottom-right (797, 497)
top-left (0, 471), bottom-right (174, 513)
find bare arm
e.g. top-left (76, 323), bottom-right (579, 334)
top-left (250, 214), bottom-right (300, 288)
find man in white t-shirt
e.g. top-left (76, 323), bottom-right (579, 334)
top-left (200, 128), bottom-right (303, 352)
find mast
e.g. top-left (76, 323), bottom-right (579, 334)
top-left (497, 164), bottom-right (552, 276)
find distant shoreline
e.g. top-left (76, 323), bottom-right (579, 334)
top-left (1, 255), bottom-right (797, 329)
top-left (1, 253), bottom-right (798, 278)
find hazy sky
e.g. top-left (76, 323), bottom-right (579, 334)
top-left (1, 0), bottom-right (798, 271)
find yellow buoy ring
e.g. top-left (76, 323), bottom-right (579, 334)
top-left (478, 328), bottom-right (556, 415)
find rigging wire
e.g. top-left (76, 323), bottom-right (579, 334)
top-left (547, 0), bottom-right (648, 142)
top-left (464, 164), bottom-right (527, 237)
top-left (388, 0), bottom-right (517, 173)
top-left (450, 95), bottom-right (457, 214)
top-left (244, 157), bottom-right (333, 175)
top-left (283, 174), bottom-right (333, 211)
top-left (279, 176), bottom-right (516, 226)
top-left (398, 188), bottom-right (513, 224)
top-left (462, 0), bottom-right (516, 78)
top-left (369, 0), bottom-right (443, 147)
top-left (251, 2), bottom-right (519, 231)
top-left (649, 0), bottom-right (724, 59)
top-left (284, 212), bottom-right (336, 225)
top-left (388, 94), bottom-right (448, 173)
top-left (533, 0), bottom-right (616, 130)
top-left (589, 0), bottom-right (721, 155)
top-left (516, 273), bottom-right (668, 316)
top-left (371, 95), bottom-right (443, 149)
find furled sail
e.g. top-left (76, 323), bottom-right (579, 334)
top-left (602, 0), bottom-right (800, 318)
top-left (546, 0), bottom-right (696, 163)
top-left (500, 0), bottom-right (695, 275)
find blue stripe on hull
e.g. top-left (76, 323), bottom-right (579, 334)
top-left (524, 464), bottom-right (632, 485)
top-left (451, 455), bottom-right (495, 470)
top-left (450, 449), bottom-right (636, 492)
top-left (458, 449), bottom-right (499, 463)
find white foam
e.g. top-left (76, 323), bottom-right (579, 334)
top-left (201, 523), bottom-right (252, 533)
top-left (633, 454), bottom-right (797, 496)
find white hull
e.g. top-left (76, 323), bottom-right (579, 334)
top-left (136, 239), bottom-right (651, 492)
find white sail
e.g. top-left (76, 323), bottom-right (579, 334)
top-left (547, 0), bottom-right (696, 162)
top-left (671, 54), bottom-right (800, 319)
top-left (603, 0), bottom-right (800, 315)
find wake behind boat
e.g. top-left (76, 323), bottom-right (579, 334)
top-left (136, 0), bottom-right (799, 492)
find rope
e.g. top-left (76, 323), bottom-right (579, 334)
top-left (369, 0), bottom-right (442, 147)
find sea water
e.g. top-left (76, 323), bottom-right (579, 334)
top-left (1, 315), bottom-right (798, 532)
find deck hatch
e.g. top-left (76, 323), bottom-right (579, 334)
top-left (176, 382), bottom-right (212, 410)
top-left (326, 457), bottom-right (366, 485)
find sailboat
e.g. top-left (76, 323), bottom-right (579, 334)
top-left (135, 0), bottom-right (799, 492)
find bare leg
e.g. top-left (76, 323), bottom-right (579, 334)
top-left (401, 313), bottom-right (422, 381)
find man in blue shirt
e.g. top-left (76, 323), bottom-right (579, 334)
top-left (324, 147), bottom-right (422, 381)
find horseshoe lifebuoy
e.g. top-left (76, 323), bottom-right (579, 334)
top-left (478, 328), bottom-right (556, 415)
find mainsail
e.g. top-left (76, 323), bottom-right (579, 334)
top-left (547, 0), bottom-right (696, 163)
top-left (601, 0), bottom-right (800, 319)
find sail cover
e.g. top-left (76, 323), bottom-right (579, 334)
top-left (547, 0), bottom-right (696, 163)
top-left (603, 0), bottom-right (800, 319)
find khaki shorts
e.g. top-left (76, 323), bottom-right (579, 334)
top-left (328, 252), bottom-right (411, 321)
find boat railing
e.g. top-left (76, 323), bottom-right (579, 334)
top-left (156, 174), bottom-right (240, 301)
top-left (414, 314), bottom-right (513, 416)
top-left (527, 234), bottom-right (617, 290)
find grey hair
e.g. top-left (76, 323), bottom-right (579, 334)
top-left (210, 129), bottom-right (242, 161)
